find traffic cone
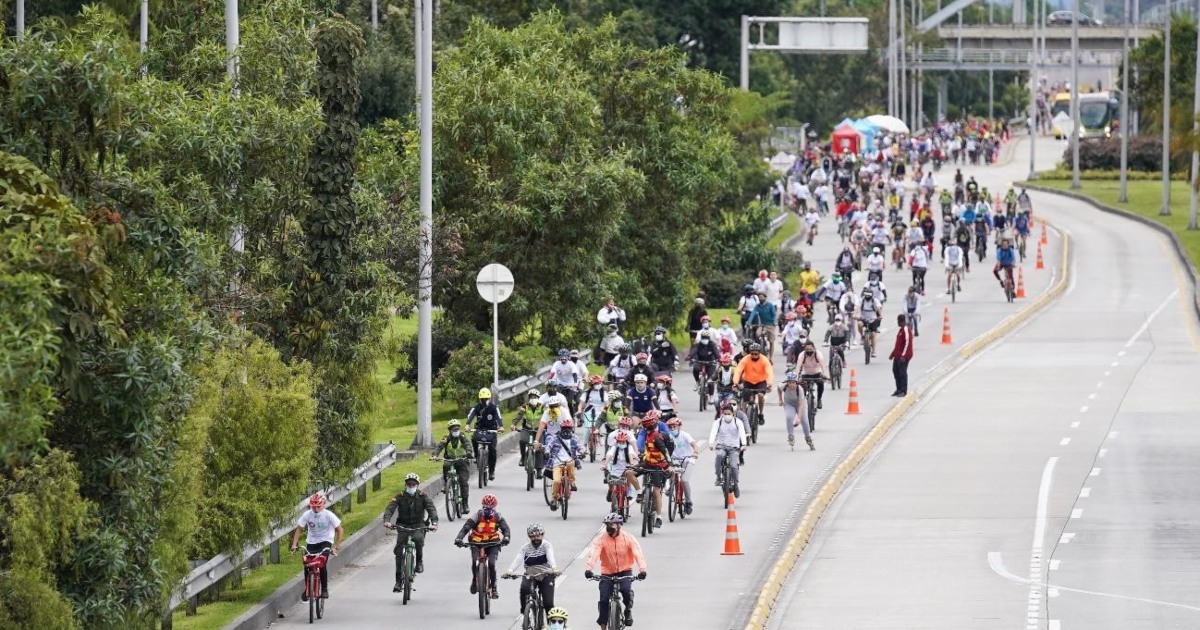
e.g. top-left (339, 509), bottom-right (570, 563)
top-left (1036, 242), bottom-right (1045, 270)
top-left (721, 494), bottom-right (744, 555)
top-left (845, 369), bottom-right (862, 415)
top-left (1017, 265), bottom-right (1027, 298)
top-left (1040, 223), bottom-right (1048, 245)
top-left (940, 307), bottom-right (953, 345)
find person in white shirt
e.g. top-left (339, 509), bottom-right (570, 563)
top-left (803, 209), bottom-right (820, 241)
top-left (290, 493), bottom-right (344, 600)
top-left (752, 270), bottom-right (771, 296)
top-left (708, 405), bottom-right (747, 495)
top-left (596, 298), bottom-right (626, 332)
top-left (713, 316), bottom-right (739, 356)
top-left (602, 429), bottom-right (640, 502)
top-left (502, 524), bottom-right (559, 613)
top-left (665, 416), bottom-right (698, 515)
top-left (865, 246), bottom-right (886, 281)
top-left (909, 244), bottom-right (929, 294)
top-left (792, 179), bottom-right (811, 212)
top-left (765, 271), bottom-right (784, 309)
top-left (944, 242), bottom-right (965, 293)
top-left (814, 183), bottom-right (832, 214)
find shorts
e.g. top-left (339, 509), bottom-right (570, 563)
top-left (639, 468), bottom-right (669, 488)
top-left (861, 318), bottom-right (881, 333)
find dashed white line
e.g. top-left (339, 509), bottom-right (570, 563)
top-left (1080, 487), bottom-right (1091, 498)
top-left (1070, 421), bottom-right (1080, 428)
top-left (1060, 533), bottom-right (1076, 544)
top-left (1079, 406), bottom-right (1087, 414)
top-left (1104, 370), bottom-right (1111, 377)
top-left (1050, 620), bottom-right (1062, 630)
top-left (1125, 289), bottom-right (1180, 348)
top-left (1088, 393), bottom-right (1096, 400)
top-left (1098, 448), bottom-right (1107, 458)
top-left (1071, 508), bottom-right (1083, 519)
top-left (1110, 361), bottom-right (1119, 367)
top-left (1059, 438), bottom-right (1071, 446)
top-left (1117, 350), bottom-right (1126, 357)
top-left (1089, 467), bottom-right (1102, 477)
top-left (1050, 559), bottom-right (1062, 571)
top-left (1109, 431), bottom-right (1119, 439)
top-left (1096, 381), bottom-right (1104, 389)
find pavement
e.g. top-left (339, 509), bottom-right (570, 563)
top-left (769, 136), bottom-right (1200, 630)
top-left (260, 137), bottom-right (1066, 630)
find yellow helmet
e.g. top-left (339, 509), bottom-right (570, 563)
top-left (478, 388), bottom-right (492, 399)
top-left (547, 607), bottom-right (569, 621)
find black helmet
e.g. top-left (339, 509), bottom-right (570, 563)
top-left (742, 284), bottom-right (754, 294)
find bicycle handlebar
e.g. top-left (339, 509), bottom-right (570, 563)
top-left (385, 524), bottom-right (436, 532)
top-left (587, 575), bottom-right (645, 583)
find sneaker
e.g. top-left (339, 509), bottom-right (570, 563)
top-left (636, 494), bottom-right (643, 503)
top-left (393, 582), bottom-right (402, 593)
top-left (817, 400), bottom-right (823, 409)
top-left (470, 582), bottom-right (478, 595)
top-left (416, 561), bottom-right (424, 574)
top-left (684, 502), bottom-right (693, 515)
top-left (713, 479), bottom-right (721, 487)
top-left (490, 588), bottom-right (500, 600)
top-left (488, 474), bottom-right (495, 481)
top-left (655, 515), bottom-right (663, 528)
top-left (807, 438), bottom-right (815, 451)
top-left (301, 591), bottom-right (309, 602)
top-left (321, 590), bottom-right (330, 599)
top-left (625, 611), bottom-right (634, 626)
top-left (550, 500), bottom-right (559, 511)
top-left (571, 483), bottom-right (578, 492)
top-left (733, 486), bottom-right (740, 499)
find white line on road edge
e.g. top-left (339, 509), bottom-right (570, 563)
top-left (1027, 457), bottom-right (1058, 629)
top-left (989, 551), bottom-right (1200, 612)
top-left (1125, 289), bottom-right (1180, 348)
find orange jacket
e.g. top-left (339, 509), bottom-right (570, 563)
top-left (733, 355), bottom-right (774, 387)
top-left (585, 530), bottom-right (648, 575)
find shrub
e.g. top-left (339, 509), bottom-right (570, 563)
top-left (698, 271), bottom-right (751, 309)
top-left (392, 318), bottom-right (486, 386)
top-left (1068, 135), bottom-right (1189, 172)
top-left (438, 339), bottom-right (538, 410)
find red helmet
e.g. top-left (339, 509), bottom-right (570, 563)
top-left (308, 493), bottom-right (326, 510)
top-left (635, 352), bottom-right (648, 362)
top-left (719, 353), bottom-right (733, 365)
top-left (701, 315), bottom-right (711, 323)
top-left (560, 418), bottom-right (574, 429)
top-left (785, 312), bottom-right (797, 320)
top-left (720, 316), bottom-right (731, 323)
top-left (642, 410), bottom-right (661, 425)
top-left (618, 416), bottom-right (633, 428)
top-left (616, 432), bottom-right (629, 443)
top-left (589, 374), bottom-right (603, 386)
top-left (666, 417), bottom-right (681, 427)
top-left (655, 374), bottom-right (672, 385)
top-left (481, 494), bottom-right (498, 508)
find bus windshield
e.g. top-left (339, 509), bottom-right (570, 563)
top-left (1050, 100), bottom-right (1070, 117)
top-left (1079, 100), bottom-right (1112, 129)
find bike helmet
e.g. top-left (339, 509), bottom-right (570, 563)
top-left (656, 374), bottom-right (673, 386)
top-left (832, 272), bottom-right (842, 282)
top-left (527, 388), bottom-right (541, 399)
top-left (666, 416), bottom-right (681, 427)
top-left (635, 352), bottom-right (648, 362)
top-left (785, 312), bottom-right (797, 321)
top-left (700, 315), bottom-right (711, 323)
top-left (633, 373), bottom-right (648, 383)
top-left (616, 431), bottom-right (630, 443)
top-left (720, 316), bottom-right (731, 323)
top-left (618, 416), bottom-right (634, 428)
top-left (589, 374), bottom-right (603, 386)
top-left (873, 246), bottom-right (881, 254)
top-left (910, 220), bottom-right (919, 227)
top-left (653, 325), bottom-right (667, 334)
top-left (481, 494), bottom-right (498, 508)
top-left (785, 371), bottom-right (798, 382)
top-left (478, 388), bottom-right (492, 399)
top-left (308, 493), bottom-right (326, 509)
top-left (749, 343), bottom-right (763, 353)
top-left (546, 379), bottom-right (559, 389)
top-left (741, 339), bottom-right (752, 349)
top-left (699, 329), bottom-right (712, 338)
top-left (405, 473), bottom-right (420, 484)
top-left (447, 419), bottom-right (462, 429)
top-left (620, 343), bottom-right (632, 353)
top-left (606, 390), bottom-right (623, 403)
top-left (719, 353), bottom-right (732, 365)
top-left (742, 284), bottom-right (754, 294)
top-left (527, 523), bottom-right (545, 537)
top-left (560, 418), bottom-right (574, 429)
top-left (547, 607), bottom-right (569, 622)
top-left (803, 261), bottom-right (812, 270)
top-left (558, 349), bottom-right (569, 358)
top-left (602, 513), bottom-right (624, 525)
top-left (643, 409), bottom-right (661, 423)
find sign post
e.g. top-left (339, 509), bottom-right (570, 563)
top-left (475, 264), bottom-right (515, 395)
top-left (740, 17), bottom-right (869, 90)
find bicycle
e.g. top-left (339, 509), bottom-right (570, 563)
top-left (300, 547), bottom-right (333, 623)
top-left (465, 540), bottom-right (505, 619)
top-left (828, 344), bottom-right (845, 390)
top-left (716, 445), bottom-right (739, 509)
top-left (580, 408), bottom-right (603, 463)
top-left (607, 473), bottom-right (632, 521)
top-left (588, 574), bottom-right (644, 630)
top-left (433, 456), bottom-right (470, 521)
top-left (551, 462), bottom-right (574, 520)
top-left (502, 566), bottom-right (556, 630)
top-left (1000, 265), bottom-right (1016, 303)
top-left (799, 376), bottom-right (826, 432)
top-left (948, 267), bottom-right (962, 303)
top-left (474, 429), bottom-right (499, 489)
top-left (860, 320), bottom-right (874, 365)
top-left (696, 361), bottom-right (714, 413)
top-left (666, 457), bottom-right (692, 522)
top-left (383, 524), bottom-right (433, 605)
top-left (1016, 232), bottom-right (1028, 262)
top-left (636, 467), bottom-right (664, 537)
top-left (741, 392), bottom-right (760, 445)
top-left (520, 430), bottom-right (538, 491)
top-left (975, 236), bottom-right (987, 262)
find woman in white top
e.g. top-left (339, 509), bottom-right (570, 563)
top-left (666, 417), bottom-right (698, 515)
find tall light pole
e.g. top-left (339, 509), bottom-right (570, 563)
top-left (1190, 13), bottom-right (1200, 230)
top-left (1120, 0), bottom-right (1131, 202)
top-left (900, 0), bottom-right (908, 128)
top-left (1070, 0), bottom-right (1081, 189)
top-left (1029, 0), bottom-right (1039, 180)
top-left (416, 0), bottom-right (435, 447)
top-left (14, 0), bottom-right (23, 40)
top-left (139, 0), bottom-right (149, 75)
top-left (1162, 12), bottom-right (1172, 216)
top-left (225, 0), bottom-right (239, 90)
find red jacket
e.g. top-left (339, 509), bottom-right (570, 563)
top-left (889, 325), bottom-right (913, 361)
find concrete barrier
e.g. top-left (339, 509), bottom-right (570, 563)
top-left (742, 220), bottom-right (1071, 630)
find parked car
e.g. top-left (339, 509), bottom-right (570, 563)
top-left (1047, 10), bottom-right (1101, 26)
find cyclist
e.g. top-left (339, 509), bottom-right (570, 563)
top-left (714, 316), bottom-right (739, 356)
top-left (736, 285), bottom-right (759, 337)
top-left (778, 371), bottom-right (814, 451)
top-left (708, 403), bottom-right (748, 496)
top-left (290, 493), bottom-right (344, 600)
top-left (747, 292), bottom-right (778, 356)
top-left (546, 419), bottom-right (584, 512)
top-left (712, 353), bottom-right (738, 416)
top-left (545, 606), bottom-right (571, 630)
top-left (577, 375), bottom-right (606, 432)
top-left (903, 285), bottom-right (921, 337)
top-left (551, 350), bottom-right (580, 405)
top-left (534, 398), bottom-right (570, 473)
top-left (432, 419), bottom-right (472, 509)
top-left (666, 417), bottom-right (697, 515)
top-left (866, 276), bottom-right (888, 304)
top-left (600, 391), bottom-right (627, 441)
top-left (691, 329), bottom-right (721, 397)
top-left (539, 379), bottom-right (572, 412)
top-left (827, 312), bottom-right (851, 357)
top-left (992, 209), bottom-right (1010, 248)
top-left (909, 242), bottom-right (929, 294)
top-left (606, 414), bottom-right (637, 449)
top-left (454, 494), bottom-right (511, 599)
top-left (799, 261), bottom-right (821, 296)
top-left (648, 326), bottom-right (677, 375)
top-left (858, 288), bottom-right (884, 357)
top-left (637, 411), bottom-right (673, 527)
top-left (796, 338), bottom-right (828, 410)
top-left (973, 215), bottom-right (989, 259)
top-left (834, 246), bottom-right (856, 280)
top-left (733, 343), bottom-right (774, 419)
top-left (781, 312), bottom-right (805, 365)
top-left (584, 514), bottom-right (647, 630)
top-left (605, 344), bottom-right (635, 390)
top-left (603, 429), bottom-right (641, 505)
top-left (514, 390), bottom-right (543, 473)
top-left (954, 217), bottom-right (973, 272)
top-left (1014, 209), bottom-right (1031, 254)
top-left (939, 212), bottom-right (954, 260)
top-left (804, 206), bottom-right (821, 241)
top-left (994, 237), bottom-right (1017, 291)
top-left (598, 323), bottom-right (624, 367)
top-left (945, 239), bottom-right (965, 293)
top-left (503, 523), bottom-right (559, 615)
top-left (864, 246), bottom-right (886, 282)
top-left (382, 474), bottom-right (438, 588)
top-left (629, 352), bottom-right (656, 386)
top-left (467, 388), bottom-right (504, 482)
top-left (654, 375), bottom-right (679, 419)
top-left (626, 373), bottom-right (656, 416)
top-left (815, 272), bottom-right (849, 320)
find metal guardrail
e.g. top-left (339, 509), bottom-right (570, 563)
top-left (909, 48), bottom-right (1121, 69)
top-left (167, 443), bottom-right (400, 612)
top-left (768, 211), bottom-right (788, 235)
top-left (493, 350), bottom-right (592, 403)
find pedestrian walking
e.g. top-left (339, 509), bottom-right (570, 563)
top-left (888, 314), bottom-right (913, 397)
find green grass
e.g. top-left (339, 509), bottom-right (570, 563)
top-left (766, 213), bottom-right (800, 251)
top-left (1031, 178), bottom-right (1200, 269)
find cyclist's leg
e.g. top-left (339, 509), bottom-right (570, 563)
top-left (486, 435), bottom-right (498, 476)
top-left (816, 378), bottom-right (825, 406)
top-left (713, 448), bottom-right (725, 483)
top-left (652, 471), bottom-right (665, 515)
top-left (783, 401), bottom-right (797, 441)
top-left (624, 468), bottom-right (640, 494)
top-left (620, 574), bottom-right (635, 620)
top-left (519, 575), bottom-right (532, 611)
top-left (541, 574), bottom-right (556, 608)
top-left (411, 527), bottom-right (426, 569)
top-left (596, 578), bottom-right (615, 626)
top-left (455, 460), bottom-right (470, 503)
top-left (307, 542), bottom-right (332, 592)
top-left (551, 464), bottom-right (563, 501)
top-left (680, 459), bottom-right (694, 505)
top-left (393, 533), bottom-right (409, 583)
top-left (565, 460), bottom-right (576, 491)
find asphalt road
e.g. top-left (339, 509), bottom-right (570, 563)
top-left (770, 138), bottom-right (1200, 630)
top-left (269, 138), bottom-right (1064, 630)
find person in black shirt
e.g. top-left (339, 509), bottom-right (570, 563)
top-left (467, 388), bottom-right (504, 481)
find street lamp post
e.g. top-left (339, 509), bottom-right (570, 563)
top-left (1190, 15), bottom-right (1200, 229)
top-left (1162, 12), bottom-right (1172, 216)
top-left (1029, 0), bottom-right (1039, 180)
top-left (1070, 0), bottom-right (1081, 189)
top-left (1120, 0), bottom-right (1131, 202)
top-left (416, 0), bottom-right (435, 447)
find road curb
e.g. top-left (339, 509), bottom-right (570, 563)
top-left (222, 431), bottom-right (522, 630)
top-left (742, 221), bottom-right (1072, 630)
top-left (1021, 182), bottom-right (1200, 322)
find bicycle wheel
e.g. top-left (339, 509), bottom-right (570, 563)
top-left (808, 393), bottom-right (818, 432)
top-left (699, 375), bottom-right (708, 412)
top-left (522, 599), bottom-right (540, 630)
top-left (864, 339), bottom-right (871, 364)
top-left (542, 470), bottom-right (553, 507)
top-left (477, 560), bottom-right (488, 619)
top-left (560, 485), bottom-right (570, 520)
top-left (402, 548), bottom-right (413, 605)
top-left (722, 465), bottom-right (732, 509)
top-left (588, 431), bottom-right (597, 463)
top-left (477, 446), bottom-right (488, 489)
top-left (307, 572), bottom-right (316, 623)
top-left (667, 477), bottom-right (677, 523)
top-left (749, 415), bottom-right (758, 444)
top-left (525, 454), bottom-right (535, 492)
top-left (676, 473), bottom-right (687, 520)
top-left (444, 480), bottom-right (455, 522)
top-left (316, 589), bottom-right (324, 620)
top-left (830, 359), bottom-right (842, 390)
top-left (608, 595), bottom-right (623, 630)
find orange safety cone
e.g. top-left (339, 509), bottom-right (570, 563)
top-left (1040, 222), bottom-right (1048, 245)
top-left (1036, 242), bottom-right (1045, 270)
top-left (1016, 265), bottom-right (1027, 298)
top-left (940, 306), bottom-right (953, 345)
top-left (845, 369), bottom-right (862, 415)
top-left (721, 494), bottom-right (744, 555)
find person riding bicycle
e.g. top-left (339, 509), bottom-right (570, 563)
top-left (605, 344), bottom-right (636, 389)
top-left (433, 420), bottom-right (472, 509)
top-left (690, 328), bottom-right (720, 388)
top-left (1014, 209), bottom-right (1031, 248)
top-left (815, 272), bottom-right (848, 313)
top-left (747, 292), bottom-right (778, 356)
top-left (834, 246), bottom-right (856, 279)
top-left (637, 411), bottom-right (673, 527)
top-left (712, 353), bottom-right (738, 414)
top-left (544, 606), bottom-right (571, 630)
top-left (648, 326), bottom-right (677, 375)
top-left (736, 285), bottom-right (759, 336)
top-left (382, 474), bottom-right (437, 588)
top-left (539, 379), bottom-right (572, 411)
top-left (454, 494), bottom-right (511, 599)
top-left (866, 277), bottom-right (888, 304)
top-left (945, 240), bottom-right (965, 293)
top-left (994, 237), bottom-right (1017, 289)
top-left (714, 316), bottom-right (739, 356)
top-left (781, 312), bottom-right (805, 363)
top-left (603, 430), bottom-right (641, 506)
top-left (666, 417), bottom-right (697, 515)
top-left (909, 243), bottom-right (929, 294)
top-left (903, 286), bottom-right (922, 336)
top-left (291, 493), bottom-right (344, 600)
top-left (708, 403), bottom-right (748, 496)
top-left (828, 313), bottom-right (851, 355)
top-left (584, 514), bottom-right (647, 629)
top-left (576, 376), bottom-right (606, 434)
top-left (954, 219), bottom-right (973, 272)
top-left (534, 398), bottom-right (570, 473)
top-left (551, 349), bottom-right (581, 405)
top-left (799, 261), bottom-right (821, 296)
top-left (467, 388), bottom-right (504, 482)
top-left (598, 323), bottom-right (624, 367)
top-left (858, 288), bottom-right (884, 358)
top-left (973, 215), bottom-right (989, 258)
top-left (865, 246), bottom-right (886, 282)
top-left (626, 373), bottom-right (656, 416)
top-left (600, 391), bottom-right (626, 442)
top-left (796, 338), bottom-right (828, 410)
top-left (777, 372), bottom-right (814, 451)
top-left (628, 352), bottom-right (656, 387)
top-left (514, 390), bottom-right (543, 470)
top-left (503, 523), bottom-right (559, 616)
top-left (1004, 187), bottom-right (1017, 214)
top-left (654, 375), bottom-right (679, 419)
top-left (733, 343), bottom-right (774, 419)
top-left (546, 419), bottom-right (584, 511)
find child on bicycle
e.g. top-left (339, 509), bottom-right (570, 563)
top-left (512, 389), bottom-right (543, 474)
top-left (545, 419), bottom-right (584, 511)
top-left (454, 495), bottom-right (511, 599)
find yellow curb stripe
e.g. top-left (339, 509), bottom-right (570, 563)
top-left (742, 221), bottom-right (1071, 630)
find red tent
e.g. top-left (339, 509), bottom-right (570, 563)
top-left (831, 123), bottom-right (861, 155)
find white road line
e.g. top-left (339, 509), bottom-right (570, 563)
top-left (1089, 467), bottom-right (1101, 477)
top-left (1117, 350), bottom-right (1126, 357)
top-left (1079, 487), bottom-right (1091, 498)
top-left (1079, 406), bottom-right (1087, 413)
top-left (989, 551), bottom-right (1200, 612)
top-left (1098, 448), bottom-right (1107, 458)
top-left (1071, 509), bottom-right (1083, 519)
top-left (1125, 289), bottom-right (1180, 348)
top-left (1070, 421), bottom-right (1080, 428)
top-left (1050, 559), bottom-right (1061, 571)
top-left (1095, 381), bottom-right (1103, 389)
top-left (1108, 431), bottom-right (1119, 439)
top-left (1088, 393), bottom-right (1096, 400)
top-left (1060, 533), bottom-right (1075, 544)
top-left (1050, 620), bottom-right (1062, 630)
top-left (1059, 438), bottom-right (1071, 446)
top-left (1104, 370), bottom-right (1111, 377)
top-left (1032, 458), bottom-right (1059, 552)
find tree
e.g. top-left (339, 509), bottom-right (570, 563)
top-left (1128, 14), bottom-right (1198, 136)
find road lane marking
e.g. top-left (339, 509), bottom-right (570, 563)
top-left (1108, 431), bottom-right (1119, 439)
top-left (989, 551), bottom-right (1200, 612)
top-left (1089, 467), bottom-right (1101, 476)
top-left (1071, 509), bottom-right (1083, 519)
top-left (1080, 487), bottom-right (1090, 498)
top-left (1032, 458), bottom-right (1059, 552)
top-left (1088, 393), bottom-right (1096, 400)
top-left (1095, 381), bottom-right (1103, 389)
top-left (1070, 421), bottom-right (1080, 428)
top-left (1078, 405), bottom-right (1087, 413)
top-left (1050, 559), bottom-right (1061, 570)
top-left (1059, 438), bottom-right (1071, 446)
top-left (1098, 448), bottom-right (1107, 458)
top-left (1104, 370), bottom-right (1110, 377)
top-left (1050, 620), bottom-right (1061, 630)
top-left (1124, 289), bottom-right (1179, 348)
top-left (1060, 533), bottom-right (1075, 543)
top-left (1117, 350), bottom-right (1126, 357)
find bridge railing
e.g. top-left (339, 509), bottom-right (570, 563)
top-left (909, 48), bottom-right (1122, 67)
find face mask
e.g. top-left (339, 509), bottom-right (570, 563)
top-left (606, 526), bottom-right (620, 537)
top-left (635, 385), bottom-right (646, 392)
top-left (722, 415), bottom-right (734, 423)
top-left (655, 383), bottom-right (663, 390)
top-left (670, 429), bottom-right (679, 438)
top-left (482, 507), bottom-right (495, 518)
top-left (549, 622), bottom-right (565, 630)
top-left (654, 334), bottom-right (663, 341)
top-left (721, 324), bottom-right (730, 330)
top-left (560, 430), bottom-right (572, 438)
top-left (450, 430), bottom-right (460, 438)
top-left (570, 358), bottom-right (578, 363)
top-left (405, 486), bottom-right (417, 495)
top-left (699, 339), bottom-right (709, 345)
top-left (702, 323), bottom-right (710, 329)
